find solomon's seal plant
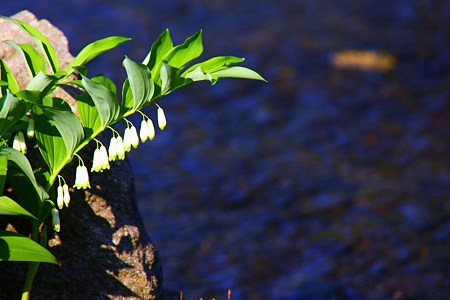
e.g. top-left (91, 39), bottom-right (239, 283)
top-left (0, 16), bottom-right (266, 299)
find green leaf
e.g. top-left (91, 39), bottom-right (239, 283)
top-left (160, 62), bottom-right (181, 95)
top-left (3, 40), bottom-right (47, 77)
top-left (144, 29), bottom-right (173, 75)
top-left (162, 30), bottom-right (203, 70)
top-left (76, 93), bottom-right (102, 139)
top-left (123, 56), bottom-right (154, 111)
top-left (0, 155), bottom-right (6, 192)
top-left (1, 16), bottom-right (60, 73)
top-left (32, 104), bottom-right (84, 174)
top-left (0, 196), bottom-right (37, 219)
top-left (26, 72), bottom-right (59, 98)
top-left (0, 60), bottom-right (20, 94)
top-left (0, 90), bottom-right (27, 138)
top-left (66, 36), bottom-right (131, 74)
top-left (182, 56), bottom-right (245, 76)
top-left (183, 66), bottom-right (214, 83)
top-left (0, 231), bottom-right (58, 264)
top-left (212, 66), bottom-right (267, 82)
top-left (81, 75), bottom-right (119, 127)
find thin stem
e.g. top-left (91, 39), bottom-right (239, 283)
top-left (21, 262), bottom-right (40, 300)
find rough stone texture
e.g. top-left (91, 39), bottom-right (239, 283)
top-left (0, 11), bottom-right (162, 299)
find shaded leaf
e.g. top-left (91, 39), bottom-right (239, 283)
top-left (0, 60), bottom-right (19, 94)
top-left (0, 90), bottom-right (27, 138)
top-left (0, 230), bottom-right (58, 264)
top-left (0, 155), bottom-right (6, 192)
top-left (123, 56), bottom-right (154, 111)
top-left (0, 195), bottom-right (37, 219)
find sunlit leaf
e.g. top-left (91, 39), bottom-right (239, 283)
top-left (123, 56), bottom-right (154, 111)
top-left (67, 36), bottom-right (131, 74)
top-left (162, 30), bottom-right (203, 70)
top-left (1, 16), bottom-right (60, 73)
top-left (26, 72), bottom-right (59, 99)
top-left (0, 60), bottom-right (19, 94)
top-left (76, 93), bottom-right (102, 139)
top-left (0, 195), bottom-right (37, 219)
top-left (212, 66), bottom-right (267, 82)
top-left (182, 56), bottom-right (245, 76)
top-left (0, 231), bottom-right (58, 264)
top-left (144, 29), bottom-right (173, 75)
top-left (160, 62), bottom-right (181, 95)
top-left (0, 90), bottom-right (27, 138)
top-left (81, 75), bottom-right (119, 127)
top-left (3, 40), bottom-right (46, 77)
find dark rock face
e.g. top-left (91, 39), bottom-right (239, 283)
top-left (0, 11), bottom-right (162, 299)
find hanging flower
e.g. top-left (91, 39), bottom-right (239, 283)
top-left (26, 119), bottom-right (35, 138)
top-left (12, 131), bottom-right (27, 154)
top-left (51, 208), bottom-right (60, 232)
top-left (73, 165), bottom-right (90, 189)
top-left (130, 125), bottom-right (139, 148)
top-left (99, 145), bottom-right (110, 170)
top-left (147, 119), bottom-right (155, 140)
top-left (57, 185), bottom-right (64, 209)
top-left (157, 107), bottom-right (167, 130)
top-left (91, 148), bottom-right (102, 172)
top-left (63, 183), bottom-right (70, 207)
top-left (116, 136), bottom-right (126, 160)
top-left (123, 127), bottom-right (132, 152)
top-left (108, 136), bottom-right (118, 161)
top-left (139, 119), bottom-right (148, 143)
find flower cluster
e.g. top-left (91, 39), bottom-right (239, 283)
top-left (91, 145), bottom-right (110, 172)
top-left (56, 182), bottom-right (70, 209)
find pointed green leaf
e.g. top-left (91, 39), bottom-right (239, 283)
top-left (67, 36), bottom-right (131, 74)
top-left (81, 75), bottom-right (119, 127)
top-left (160, 62), bottom-right (181, 95)
top-left (3, 40), bottom-right (46, 77)
top-left (163, 30), bottom-right (203, 70)
top-left (0, 155), bottom-right (6, 192)
top-left (0, 196), bottom-right (37, 219)
top-left (76, 93), bottom-right (102, 139)
top-left (212, 66), bottom-right (267, 82)
top-left (0, 231), bottom-right (58, 264)
top-left (0, 90), bottom-right (27, 138)
top-left (183, 66), bottom-right (214, 83)
top-left (1, 16), bottom-right (60, 73)
top-left (144, 29), bottom-right (173, 74)
top-left (0, 60), bottom-right (19, 94)
top-left (32, 104), bottom-right (84, 174)
top-left (123, 56), bottom-right (154, 111)
top-left (182, 56), bottom-right (245, 76)
top-left (26, 72), bottom-right (59, 98)
top-left (0, 148), bottom-right (48, 214)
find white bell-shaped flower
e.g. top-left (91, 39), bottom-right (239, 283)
top-left (73, 165), bottom-right (90, 189)
top-left (147, 119), bottom-right (155, 140)
top-left (57, 185), bottom-right (64, 209)
top-left (63, 184), bottom-right (70, 207)
top-left (116, 136), bottom-right (126, 160)
top-left (91, 148), bottom-right (102, 172)
top-left (99, 145), bottom-right (110, 170)
top-left (123, 127), bottom-right (132, 152)
top-left (140, 119), bottom-right (148, 143)
top-left (130, 125), bottom-right (139, 148)
top-left (13, 131), bottom-right (27, 154)
top-left (157, 107), bottom-right (167, 130)
top-left (108, 136), bottom-right (118, 161)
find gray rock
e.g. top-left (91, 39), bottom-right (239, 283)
top-left (0, 10), bottom-right (162, 299)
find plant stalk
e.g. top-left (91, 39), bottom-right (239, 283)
top-left (21, 262), bottom-right (40, 300)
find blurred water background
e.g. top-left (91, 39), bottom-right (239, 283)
top-left (2, 0), bottom-right (450, 299)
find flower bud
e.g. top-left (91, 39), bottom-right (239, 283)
top-left (157, 107), bottom-right (166, 130)
top-left (63, 184), bottom-right (70, 207)
top-left (57, 185), bottom-right (64, 209)
top-left (13, 131), bottom-right (26, 154)
top-left (130, 125), bottom-right (139, 148)
top-left (27, 119), bottom-right (35, 138)
top-left (116, 136), bottom-right (125, 160)
top-left (91, 148), bottom-right (102, 172)
top-left (139, 120), bottom-right (148, 143)
top-left (123, 127), bottom-right (132, 152)
top-left (51, 208), bottom-right (60, 232)
top-left (147, 119), bottom-right (155, 140)
top-left (99, 145), bottom-right (110, 170)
